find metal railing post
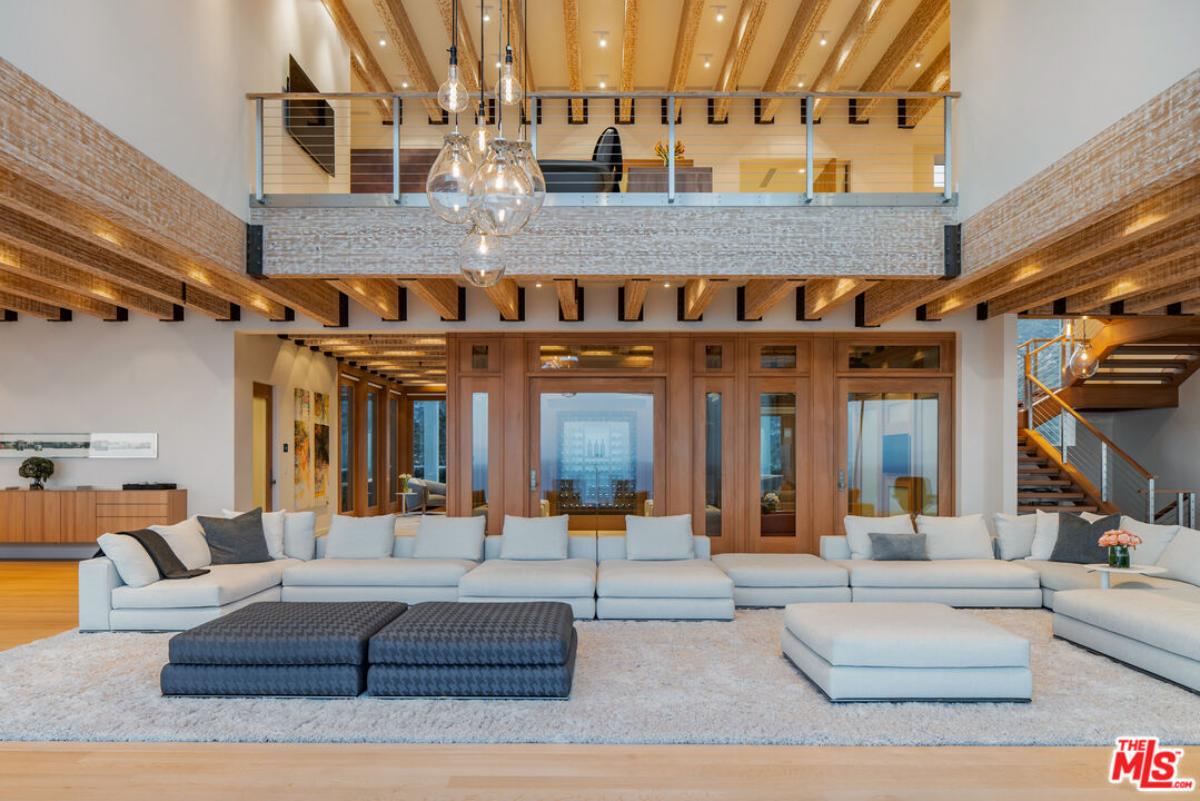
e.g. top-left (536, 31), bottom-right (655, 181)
top-left (667, 95), bottom-right (676, 204)
top-left (530, 97), bottom-right (538, 157)
top-left (942, 96), bottom-right (952, 203)
top-left (391, 96), bottom-right (401, 205)
top-left (1147, 478), bottom-right (1156, 522)
top-left (254, 98), bottom-right (264, 204)
top-left (1060, 411), bottom-right (1070, 462)
top-left (805, 97), bottom-right (814, 203)
top-left (1190, 492), bottom-right (1196, 528)
top-left (1178, 491), bottom-right (1186, 526)
top-left (1100, 442), bottom-right (1110, 503)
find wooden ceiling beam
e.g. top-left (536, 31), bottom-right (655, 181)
top-left (373, 0), bottom-right (444, 122)
top-left (617, 0), bottom-right (642, 123)
top-left (1062, 254), bottom-right (1200, 314)
top-left (666, 0), bottom-right (705, 116)
top-left (322, 0), bottom-right (393, 119)
top-left (804, 278), bottom-right (873, 319)
top-left (711, 0), bottom-right (770, 123)
top-left (681, 278), bottom-right (724, 320)
top-left (0, 289), bottom-right (66, 321)
top-left (260, 277), bottom-right (346, 327)
top-left (901, 44), bottom-right (950, 127)
top-left (861, 173), bottom-right (1200, 325)
top-left (435, 0), bottom-right (480, 95)
top-left (1125, 277), bottom-right (1200, 314)
top-left (622, 279), bottom-right (649, 320)
top-left (483, 278), bottom-right (522, 321)
top-left (810, 0), bottom-right (897, 119)
top-left (556, 278), bottom-right (580, 321)
top-left (0, 267), bottom-right (123, 320)
top-left (403, 278), bottom-right (462, 320)
top-left (562, 0), bottom-right (585, 122)
top-left (742, 278), bottom-right (799, 320)
top-left (508, 0), bottom-right (536, 95)
top-left (853, 0), bottom-right (948, 121)
top-left (329, 277), bottom-right (404, 321)
top-left (757, 0), bottom-right (831, 124)
top-left (0, 242), bottom-right (175, 319)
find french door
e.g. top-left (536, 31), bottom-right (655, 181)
top-left (746, 376), bottom-right (811, 553)
top-left (529, 377), bottom-right (666, 532)
top-left (836, 377), bottom-right (954, 524)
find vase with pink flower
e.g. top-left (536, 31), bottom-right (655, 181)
top-left (1098, 529), bottom-right (1142, 568)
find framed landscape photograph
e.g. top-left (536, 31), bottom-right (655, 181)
top-left (88, 433), bottom-right (158, 459)
top-left (0, 433), bottom-right (92, 458)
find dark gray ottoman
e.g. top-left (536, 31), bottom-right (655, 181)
top-left (368, 601), bottom-right (577, 698)
top-left (161, 601), bottom-right (407, 697)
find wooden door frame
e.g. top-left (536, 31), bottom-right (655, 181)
top-left (528, 376), bottom-right (667, 528)
top-left (745, 375), bottom-right (812, 553)
top-left (337, 375), bottom-right (359, 515)
top-left (693, 375), bottom-right (738, 553)
top-left (361, 382), bottom-right (386, 516)
top-left (454, 376), bottom-right (504, 532)
top-left (251, 382), bottom-right (274, 512)
top-left (834, 376), bottom-right (956, 529)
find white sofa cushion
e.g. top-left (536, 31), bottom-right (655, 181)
top-left (993, 513), bottom-right (1036, 561)
top-left (223, 508), bottom-right (285, 560)
top-left (625, 514), bottom-right (694, 560)
top-left (325, 514), bottom-right (396, 559)
top-left (847, 559), bottom-right (1040, 589)
top-left (411, 515), bottom-right (486, 561)
top-left (111, 559), bottom-right (297, 609)
top-left (283, 511), bottom-right (316, 560)
top-left (597, 559), bottom-right (734, 599)
top-left (458, 558), bottom-right (596, 597)
top-left (844, 514), bottom-right (914, 560)
top-left (1027, 560), bottom-right (1200, 601)
top-left (1119, 516), bottom-right (1180, 565)
top-left (1155, 526), bottom-right (1200, 586)
top-left (1054, 588), bottom-right (1200, 661)
top-left (149, 516), bottom-right (211, 569)
top-left (283, 557), bottom-right (474, 587)
top-left (711, 553), bottom-right (848, 588)
top-left (916, 514), bottom-right (994, 560)
top-left (97, 532), bottom-right (160, 588)
top-left (499, 515), bottom-right (569, 560)
top-left (1031, 510), bottom-right (1104, 561)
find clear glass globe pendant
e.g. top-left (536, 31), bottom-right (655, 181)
top-left (1068, 343), bottom-right (1099, 380)
top-left (469, 138), bottom-right (534, 236)
top-left (426, 132), bottom-right (475, 224)
top-left (459, 226), bottom-right (509, 288)
top-left (511, 140), bottom-right (546, 215)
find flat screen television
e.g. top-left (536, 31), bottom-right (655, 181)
top-left (284, 55), bottom-right (336, 177)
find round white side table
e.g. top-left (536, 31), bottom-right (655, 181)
top-left (1084, 564), bottom-right (1168, 589)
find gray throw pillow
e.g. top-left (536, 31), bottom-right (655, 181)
top-left (1049, 513), bottom-right (1120, 564)
top-left (868, 532), bottom-right (929, 561)
top-left (198, 508), bottom-right (272, 565)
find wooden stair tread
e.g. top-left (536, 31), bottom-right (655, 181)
top-left (1018, 491), bottom-right (1085, 500)
top-left (1018, 466), bottom-right (1061, 474)
top-left (1018, 504), bottom-right (1097, 513)
top-left (1018, 478), bottom-right (1072, 487)
top-left (1100, 359), bottom-right (1188, 370)
top-left (1086, 372), bottom-right (1175, 382)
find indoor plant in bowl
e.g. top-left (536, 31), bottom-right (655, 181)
top-left (18, 456), bottom-right (54, 490)
top-left (1098, 529), bottom-right (1142, 569)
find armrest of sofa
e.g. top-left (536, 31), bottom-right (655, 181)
top-left (78, 556), bottom-right (121, 631)
top-left (820, 535), bottom-right (851, 561)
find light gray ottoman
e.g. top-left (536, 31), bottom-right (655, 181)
top-left (712, 553), bottom-right (850, 607)
top-left (781, 602), bottom-right (1032, 702)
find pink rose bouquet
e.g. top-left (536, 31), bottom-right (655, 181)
top-left (1098, 529), bottom-right (1142, 549)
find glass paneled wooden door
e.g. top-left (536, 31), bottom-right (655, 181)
top-left (836, 378), bottom-right (954, 522)
top-left (746, 376), bottom-right (810, 553)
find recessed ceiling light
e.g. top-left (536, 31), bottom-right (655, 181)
top-left (597, 31), bottom-right (608, 48)
top-left (797, 80), bottom-right (805, 88)
top-left (378, 38), bottom-right (386, 46)
top-left (798, 168), bottom-right (806, 174)
top-left (714, 5), bottom-right (726, 22)
top-left (703, 59), bottom-right (711, 69)
top-left (534, 281), bottom-right (543, 288)
top-left (663, 281), bottom-right (671, 288)
top-left (483, 12), bottom-right (491, 22)
top-left (914, 61), bottom-right (922, 69)
top-left (818, 31), bottom-right (828, 46)
top-left (716, 12), bottom-right (725, 22)
top-left (401, 81), bottom-right (409, 88)
top-left (495, 60), bottom-right (502, 68)
top-left (598, 80), bottom-right (607, 89)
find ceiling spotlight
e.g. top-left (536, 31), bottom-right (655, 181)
top-left (663, 281), bottom-right (671, 288)
top-left (796, 79), bottom-right (805, 88)
top-left (598, 80), bottom-right (607, 89)
top-left (483, 12), bottom-right (491, 22)
top-left (378, 38), bottom-right (387, 46)
top-left (597, 31), bottom-right (608, 48)
top-left (534, 281), bottom-right (543, 288)
top-left (714, 5), bottom-right (726, 22)
top-left (703, 58), bottom-right (711, 69)
top-left (495, 60), bottom-right (502, 68)
top-left (914, 60), bottom-right (922, 69)
top-left (818, 31), bottom-right (828, 46)
top-left (401, 81), bottom-right (409, 88)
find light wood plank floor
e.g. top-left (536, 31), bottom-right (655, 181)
top-left (0, 560), bottom-right (1137, 801)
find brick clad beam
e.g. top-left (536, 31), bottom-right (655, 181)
top-left (0, 289), bottom-right (67, 320)
top-left (1057, 253), bottom-right (1200, 314)
top-left (0, 267), bottom-right (123, 320)
top-left (757, 0), bottom-right (831, 124)
top-left (711, 0), bottom-right (769, 123)
top-left (853, 0), bottom-right (948, 121)
top-left (1124, 276), bottom-right (1200, 314)
top-left (810, 0), bottom-right (897, 119)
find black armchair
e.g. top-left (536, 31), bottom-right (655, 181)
top-left (538, 127), bottom-right (623, 193)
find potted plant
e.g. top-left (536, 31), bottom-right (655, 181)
top-left (1098, 529), bottom-right (1142, 569)
top-left (654, 138), bottom-right (685, 165)
top-left (399, 473), bottom-right (412, 493)
top-left (18, 457), bottom-right (54, 490)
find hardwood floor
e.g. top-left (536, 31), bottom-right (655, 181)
top-left (0, 561), bottom-right (1137, 800)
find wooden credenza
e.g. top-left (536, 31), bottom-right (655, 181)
top-left (0, 489), bottom-right (187, 544)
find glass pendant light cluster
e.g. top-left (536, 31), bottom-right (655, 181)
top-left (426, 0), bottom-right (542, 288)
top-left (1068, 317), bottom-right (1100, 380)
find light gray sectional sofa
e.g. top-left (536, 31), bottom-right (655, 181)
top-left (458, 533), bottom-right (599, 619)
top-left (596, 533), bottom-right (733, 620)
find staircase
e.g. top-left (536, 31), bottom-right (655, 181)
top-left (1016, 431), bottom-right (1103, 514)
top-left (1058, 318), bottom-right (1200, 411)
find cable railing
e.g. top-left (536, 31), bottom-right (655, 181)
top-left (246, 89), bottom-right (958, 208)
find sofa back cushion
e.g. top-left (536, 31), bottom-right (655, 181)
top-left (149, 516), bottom-right (211, 570)
top-left (97, 532), bottom-right (161, 588)
top-left (844, 514), bottom-right (914, 560)
top-left (500, 515), bottom-right (569, 560)
top-left (283, 511), bottom-right (317, 560)
top-left (625, 514), bottom-right (694, 560)
top-left (325, 514), bottom-right (396, 559)
top-left (198, 509), bottom-right (272, 565)
top-left (993, 513), bottom-right (1036, 560)
top-left (1156, 526), bottom-right (1200, 586)
top-left (916, 514), bottom-right (994, 560)
top-left (1031, 510), bottom-right (1105, 560)
top-left (412, 515), bottom-right (485, 561)
top-left (1118, 516), bottom-right (1180, 565)
top-left (223, 508), bottom-right (286, 560)
top-left (1050, 513), bottom-right (1119, 564)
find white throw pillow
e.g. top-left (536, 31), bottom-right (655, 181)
top-left (844, 514), bottom-right (914, 560)
top-left (1030, 510), bottom-right (1105, 561)
top-left (500, 515), bottom-right (569, 560)
top-left (412, 515), bottom-right (486, 561)
top-left (149, 516), bottom-right (211, 569)
top-left (324, 514), bottom-right (396, 559)
top-left (283, 511), bottom-right (316, 560)
top-left (223, 508), bottom-right (286, 560)
top-left (916, 514), bottom-right (995, 560)
top-left (97, 532), bottom-right (160, 588)
top-left (993, 513), bottom-right (1037, 561)
top-left (1118, 516), bottom-right (1180, 565)
top-left (1155, 526), bottom-right (1200, 586)
top-left (625, 514), bottom-right (694, 560)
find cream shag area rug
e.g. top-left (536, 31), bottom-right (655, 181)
top-left (1, 608), bottom-right (1196, 745)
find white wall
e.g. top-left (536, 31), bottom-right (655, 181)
top-left (0, 0), bottom-right (349, 219)
top-left (951, 0), bottom-right (1200, 218)
top-left (1093, 377), bottom-right (1200, 498)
